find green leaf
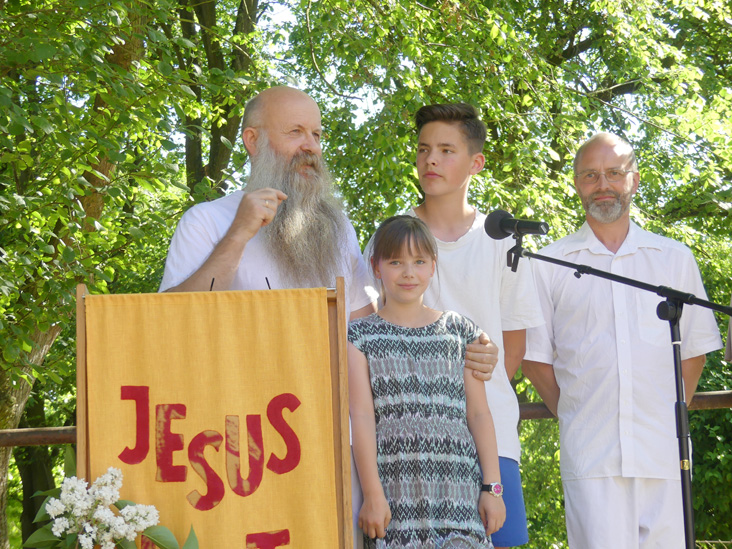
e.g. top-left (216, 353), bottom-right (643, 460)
top-left (118, 538), bottom-right (137, 549)
top-left (129, 227), bottom-right (144, 239)
top-left (157, 61), bottom-right (173, 76)
top-left (3, 344), bottom-right (20, 363)
top-left (47, 370), bottom-right (63, 383)
top-left (181, 526), bottom-right (199, 549)
top-left (64, 446), bottom-right (76, 478)
top-left (23, 523), bottom-right (57, 547)
top-left (31, 496), bottom-right (51, 523)
top-left (175, 37), bottom-right (196, 49)
top-left (62, 246), bottom-right (76, 262)
top-left (179, 85), bottom-right (197, 98)
top-left (171, 180), bottom-right (190, 192)
top-left (31, 116), bottom-right (55, 134)
top-left (114, 499), bottom-right (135, 510)
top-left (143, 526), bottom-right (180, 549)
top-left (30, 44), bottom-right (58, 62)
top-left (32, 486), bottom-right (62, 500)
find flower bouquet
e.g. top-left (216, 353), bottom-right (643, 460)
top-left (24, 467), bottom-right (197, 549)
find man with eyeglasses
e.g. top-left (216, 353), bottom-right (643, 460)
top-left (522, 133), bottom-right (722, 548)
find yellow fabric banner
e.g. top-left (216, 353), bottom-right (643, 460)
top-left (84, 289), bottom-right (338, 547)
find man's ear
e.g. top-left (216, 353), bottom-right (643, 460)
top-left (631, 170), bottom-right (640, 195)
top-left (470, 152), bottom-right (486, 175)
top-left (242, 127), bottom-right (259, 156)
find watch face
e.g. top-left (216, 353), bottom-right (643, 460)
top-left (493, 483), bottom-right (503, 496)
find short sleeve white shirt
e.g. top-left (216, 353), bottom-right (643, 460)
top-left (525, 221), bottom-right (723, 480)
top-left (159, 191), bottom-right (378, 317)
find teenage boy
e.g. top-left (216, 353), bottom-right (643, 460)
top-left (366, 103), bottom-right (543, 547)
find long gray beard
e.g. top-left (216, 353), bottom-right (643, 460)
top-left (245, 141), bottom-right (348, 288)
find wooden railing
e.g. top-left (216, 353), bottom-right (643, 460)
top-left (518, 390), bottom-right (732, 419)
top-left (2, 390), bottom-right (731, 448)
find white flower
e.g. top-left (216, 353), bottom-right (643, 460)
top-left (92, 505), bottom-right (116, 526)
top-left (107, 514), bottom-right (129, 539)
top-left (78, 533), bottom-right (95, 549)
top-left (82, 522), bottom-right (98, 540)
top-left (51, 517), bottom-right (70, 537)
top-left (59, 476), bottom-right (93, 517)
top-left (45, 497), bottom-right (65, 519)
top-left (46, 468), bottom-right (162, 547)
top-left (120, 504), bottom-right (159, 532)
top-left (89, 467), bottom-right (122, 506)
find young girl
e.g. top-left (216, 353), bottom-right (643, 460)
top-left (348, 215), bottom-right (505, 548)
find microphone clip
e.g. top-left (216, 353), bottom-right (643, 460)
top-left (507, 234), bottom-right (524, 273)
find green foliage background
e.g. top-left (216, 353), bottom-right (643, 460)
top-left (1, 0), bottom-right (731, 546)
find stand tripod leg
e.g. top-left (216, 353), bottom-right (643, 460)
top-left (658, 299), bottom-right (695, 549)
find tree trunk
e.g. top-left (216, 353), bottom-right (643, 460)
top-left (13, 393), bottom-right (56, 543)
top-left (0, 326), bottom-right (61, 549)
top-left (0, 4), bottom-right (149, 546)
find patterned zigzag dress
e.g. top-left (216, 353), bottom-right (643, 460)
top-left (348, 311), bottom-right (493, 549)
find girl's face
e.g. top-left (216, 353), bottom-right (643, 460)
top-left (373, 241), bottom-right (435, 307)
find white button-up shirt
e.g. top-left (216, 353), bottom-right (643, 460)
top-left (525, 221), bottom-right (722, 480)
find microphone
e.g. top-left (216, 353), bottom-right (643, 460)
top-left (484, 209), bottom-right (549, 240)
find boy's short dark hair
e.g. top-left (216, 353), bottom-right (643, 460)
top-left (415, 103), bottom-right (486, 154)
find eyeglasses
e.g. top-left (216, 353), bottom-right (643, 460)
top-left (576, 169), bottom-right (635, 184)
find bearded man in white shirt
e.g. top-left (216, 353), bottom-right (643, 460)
top-left (159, 85), bottom-right (500, 548)
top-left (523, 132), bottom-right (723, 548)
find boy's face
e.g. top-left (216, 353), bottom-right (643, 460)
top-left (416, 121), bottom-right (484, 199)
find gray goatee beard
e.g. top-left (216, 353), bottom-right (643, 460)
top-left (583, 189), bottom-right (631, 224)
top-left (244, 138), bottom-right (347, 288)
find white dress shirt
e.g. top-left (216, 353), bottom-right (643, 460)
top-left (525, 221), bottom-right (722, 480)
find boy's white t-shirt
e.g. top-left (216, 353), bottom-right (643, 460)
top-left (365, 208), bottom-right (544, 462)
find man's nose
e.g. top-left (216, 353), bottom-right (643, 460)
top-left (596, 173), bottom-right (612, 189)
top-left (301, 132), bottom-right (321, 155)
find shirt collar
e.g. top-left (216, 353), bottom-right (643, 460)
top-left (562, 220), bottom-right (663, 257)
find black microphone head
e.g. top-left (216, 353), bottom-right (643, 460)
top-left (484, 209), bottom-right (513, 240)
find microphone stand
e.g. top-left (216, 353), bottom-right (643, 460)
top-left (507, 234), bottom-right (732, 549)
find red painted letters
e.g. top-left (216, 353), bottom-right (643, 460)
top-left (187, 430), bottom-right (225, 510)
top-left (120, 387), bottom-right (302, 505)
top-left (118, 385), bottom-right (149, 464)
top-left (155, 404), bottom-right (187, 482)
top-left (226, 415), bottom-right (264, 498)
top-left (245, 529), bottom-right (291, 548)
top-left (266, 393), bottom-right (301, 474)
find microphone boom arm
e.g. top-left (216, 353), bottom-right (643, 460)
top-left (517, 244), bottom-right (732, 314)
